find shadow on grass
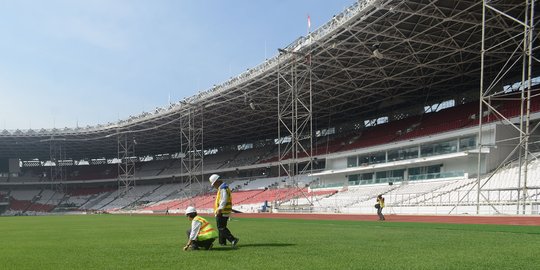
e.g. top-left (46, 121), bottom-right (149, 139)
top-left (211, 243), bottom-right (295, 251)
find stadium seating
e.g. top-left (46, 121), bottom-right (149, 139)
top-left (7, 95), bottom-right (537, 189)
top-left (3, 92), bottom-right (540, 216)
top-left (10, 189), bottom-right (41, 200)
top-left (260, 96), bottom-right (540, 163)
top-left (102, 184), bottom-right (161, 211)
top-left (4, 156), bottom-right (538, 215)
top-left (8, 199), bottom-right (33, 211)
top-left (136, 160), bottom-right (171, 177)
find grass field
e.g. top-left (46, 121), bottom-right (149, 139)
top-left (1, 215), bottom-right (539, 270)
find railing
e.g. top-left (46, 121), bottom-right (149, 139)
top-left (308, 171), bottom-right (466, 189)
top-left (350, 177), bottom-right (404, 186)
top-left (311, 182), bottom-right (344, 189)
top-left (409, 171), bottom-right (464, 181)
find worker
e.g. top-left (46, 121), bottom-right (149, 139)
top-left (375, 194), bottom-right (385, 221)
top-left (183, 206), bottom-right (218, 251)
top-left (209, 174), bottom-right (239, 247)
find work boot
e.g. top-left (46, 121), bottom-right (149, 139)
top-left (231, 238), bottom-right (239, 248)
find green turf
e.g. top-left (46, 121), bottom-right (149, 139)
top-left (0, 215), bottom-right (539, 270)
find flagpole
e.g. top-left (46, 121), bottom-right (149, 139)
top-left (307, 14), bottom-right (311, 35)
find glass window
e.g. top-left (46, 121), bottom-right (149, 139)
top-left (460, 136), bottom-right (476, 151)
top-left (427, 165), bottom-right (441, 174)
top-left (361, 173), bottom-right (373, 180)
top-left (421, 144), bottom-right (434, 157)
top-left (404, 147), bottom-right (419, 159)
top-left (388, 149), bottom-right (399, 161)
top-left (408, 165), bottom-right (441, 178)
top-left (435, 140), bottom-right (457, 154)
top-left (430, 140), bottom-right (458, 155)
top-left (347, 156), bottom-right (358, 168)
top-left (359, 155), bottom-right (370, 165)
top-left (390, 169), bottom-right (405, 178)
top-left (373, 152), bottom-right (386, 164)
top-left (408, 167), bottom-right (421, 176)
top-left (388, 147), bottom-right (417, 161)
top-left (376, 171), bottom-right (387, 179)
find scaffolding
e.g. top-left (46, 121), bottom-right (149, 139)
top-left (48, 139), bottom-right (66, 193)
top-left (180, 104), bottom-right (205, 207)
top-left (461, 0), bottom-right (537, 215)
top-left (117, 133), bottom-right (136, 197)
top-left (276, 48), bottom-right (314, 209)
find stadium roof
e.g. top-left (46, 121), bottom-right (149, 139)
top-left (1, 0), bottom-right (537, 160)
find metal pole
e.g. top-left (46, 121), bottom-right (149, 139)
top-left (476, 0), bottom-right (487, 215)
top-left (309, 54), bottom-right (314, 206)
top-left (201, 106), bottom-right (204, 194)
top-left (522, 0), bottom-right (534, 214)
top-left (515, 0), bottom-right (529, 214)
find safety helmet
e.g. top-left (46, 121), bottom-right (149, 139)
top-left (185, 206), bottom-right (197, 215)
top-left (209, 174), bottom-right (220, 185)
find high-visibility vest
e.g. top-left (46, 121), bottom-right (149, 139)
top-left (377, 197), bottom-right (385, 208)
top-left (215, 185), bottom-right (233, 215)
top-left (193, 216), bottom-right (218, 241)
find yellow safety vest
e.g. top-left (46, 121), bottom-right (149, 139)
top-left (193, 216), bottom-right (218, 241)
top-left (377, 197), bottom-right (385, 208)
top-left (215, 185), bottom-right (233, 215)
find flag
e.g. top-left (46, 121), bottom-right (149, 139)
top-left (307, 14), bottom-right (311, 30)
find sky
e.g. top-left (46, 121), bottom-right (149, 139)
top-left (0, 0), bottom-right (353, 130)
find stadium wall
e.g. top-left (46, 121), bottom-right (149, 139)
top-left (486, 124), bottom-right (521, 172)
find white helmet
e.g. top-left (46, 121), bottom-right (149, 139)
top-left (209, 174), bottom-right (220, 185)
top-left (185, 206), bottom-right (197, 215)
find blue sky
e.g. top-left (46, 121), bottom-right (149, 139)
top-left (0, 0), bottom-right (353, 130)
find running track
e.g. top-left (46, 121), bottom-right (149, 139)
top-left (226, 213), bottom-right (540, 226)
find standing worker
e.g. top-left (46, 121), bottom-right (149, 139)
top-left (375, 194), bottom-right (385, 221)
top-left (209, 174), bottom-right (239, 247)
top-left (183, 206), bottom-right (218, 251)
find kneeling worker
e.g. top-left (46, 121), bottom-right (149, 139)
top-left (183, 206), bottom-right (218, 251)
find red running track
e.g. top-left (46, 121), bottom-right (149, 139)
top-left (225, 213), bottom-right (540, 226)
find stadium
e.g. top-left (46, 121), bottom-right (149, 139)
top-left (1, 1), bottom-right (540, 269)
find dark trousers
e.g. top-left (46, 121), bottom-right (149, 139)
top-left (216, 215), bottom-right (236, 245)
top-left (185, 229), bottom-right (215, 250)
top-left (377, 207), bottom-right (385, 220)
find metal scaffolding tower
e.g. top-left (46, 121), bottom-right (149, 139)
top-left (180, 104), bottom-right (204, 206)
top-left (470, 0), bottom-right (537, 215)
top-left (117, 132), bottom-right (136, 196)
top-left (277, 48), bottom-right (314, 209)
top-left (49, 139), bottom-right (66, 193)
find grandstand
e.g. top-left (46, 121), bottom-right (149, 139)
top-left (0, 0), bottom-right (538, 217)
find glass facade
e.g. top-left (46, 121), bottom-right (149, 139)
top-left (347, 156), bottom-right (357, 167)
top-left (347, 136), bottom-right (475, 167)
top-left (346, 165), bottom-right (464, 186)
top-left (349, 170), bottom-right (403, 186)
top-left (358, 152), bottom-right (386, 165)
top-left (341, 136), bottom-right (475, 187)
top-left (408, 171), bottom-right (464, 181)
top-left (408, 164), bottom-right (441, 176)
top-left (459, 136), bottom-right (476, 151)
top-left (421, 140), bottom-right (457, 157)
top-left (388, 147), bottom-right (418, 161)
